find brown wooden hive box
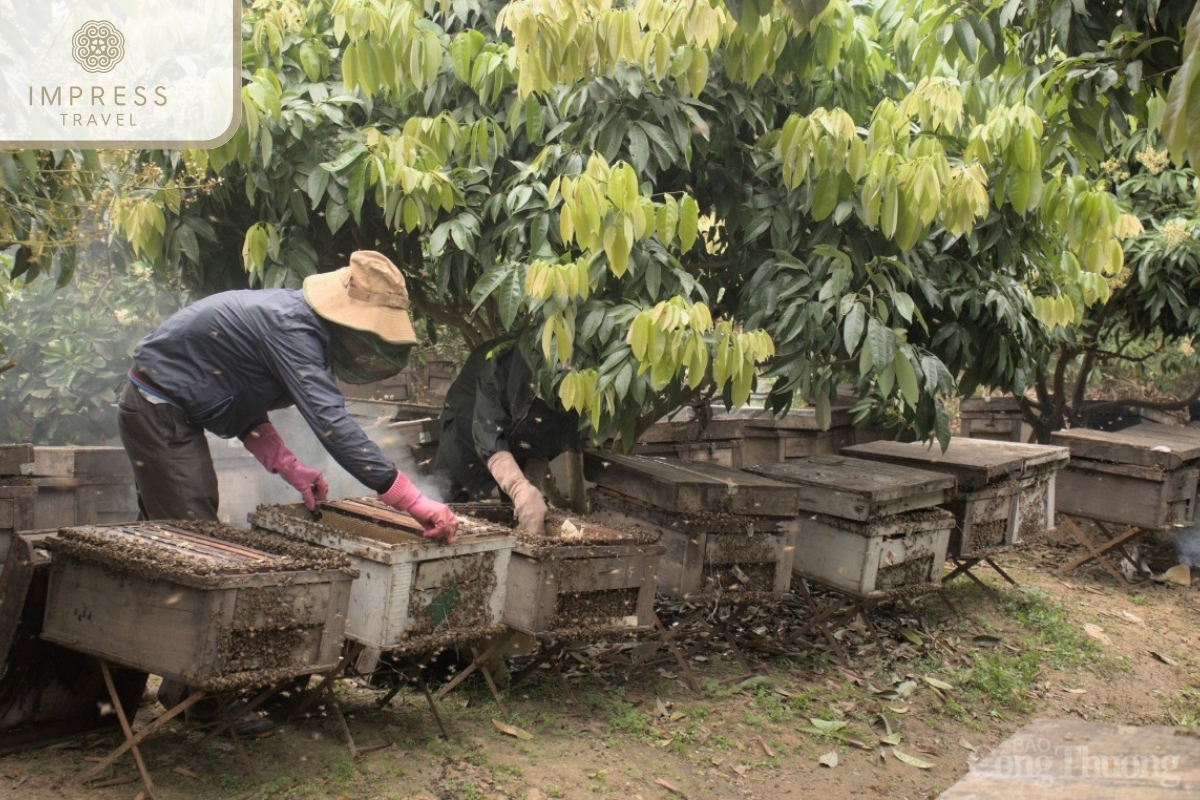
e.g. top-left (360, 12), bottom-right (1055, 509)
top-left (452, 502), bottom-right (666, 636)
top-left (1050, 423), bottom-right (1200, 530)
top-left (0, 480), bottom-right (37, 570)
top-left (842, 438), bottom-right (1070, 557)
top-left (585, 452), bottom-right (800, 600)
top-left (27, 446), bottom-right (138, 530)
top-left (40, 522), bottom-right (355, 692)
top-left (250, 498), bottom-right (514, 664)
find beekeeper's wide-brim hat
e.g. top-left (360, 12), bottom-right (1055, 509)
top-left (303, 251), bottom-right (418, 345)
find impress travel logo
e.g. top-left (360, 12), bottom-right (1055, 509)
top-left (0, 1), bottom-right (240, 147)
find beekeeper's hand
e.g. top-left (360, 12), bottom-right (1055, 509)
top-left (488, 451), bottom-right (547, 535)
top-left (242, 422), bottom-right (329, 512)
top-left (379, 473), bottom-right (458, 545)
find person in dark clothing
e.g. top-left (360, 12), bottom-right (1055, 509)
top-left (118, 250), bottom-right (457, 543)
top-left (432, 335), bottom-right (581, 533)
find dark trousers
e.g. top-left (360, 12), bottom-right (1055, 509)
top-left (117, 381), bottom-right (220, 522)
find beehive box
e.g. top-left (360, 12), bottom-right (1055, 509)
top-left (748, 455), bottom-right (957, 594)
top-left (842, 438), bottom-right (1070, 556)
top-left (250, 499), bottom-right (513, 658)
top-left (449, 502), bottom-right (666, 635)
top-left (585, 452), bottom-right (800, 599)
top-left (795, 510), bottom-right (955, 596)
top-left (40, 521), bottom-right (354, 691)
top-left (632, 406), bottom-right (856, 469)
top-left (26, 446), bottom-right (138, 530)
top-left (959, 397), bottom-right (1030, 442)
top-left (589, 489), bottom-right (797, 599)
top-left (1051, 424), bottom-right (1200, 530)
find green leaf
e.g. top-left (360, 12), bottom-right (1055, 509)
top-left (894, 352), bottom-right (919, 406)
top-left (867, 318), bottom-right (894, 372)
top-left (497, 269), bottom-right (525, 329)
top-left (843, 302), bottom-right (866, 354)
top-left (471, 263), bottom-right (512, 313)
top-left (678, 195), bottom-right (699, 251)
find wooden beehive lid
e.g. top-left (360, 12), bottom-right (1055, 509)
top-left (843, 437), bottom-right (1070, 491)
top-left (583, 451), bottom-right (801, 518)
top-left (747, 454), bottom-right (956, 522)
top-left (1049, 422), bottom-right (1200, 470)
top-left (0, 444), bottom-right (34, 476)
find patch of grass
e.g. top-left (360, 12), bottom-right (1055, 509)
top-left (957, 649), bottom-right (1040, 713)
top-left (442, 779), bottom-right (487, 800)
top-left (1167, 687), bottom-right (1200, 727)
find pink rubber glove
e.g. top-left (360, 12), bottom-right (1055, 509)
top-left (380, 472), bottom-right (459, 545)
top-left (243, 423), bottom-right (329, 512)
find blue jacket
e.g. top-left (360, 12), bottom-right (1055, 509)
top-left (130, 289), bottom-right (398, 492)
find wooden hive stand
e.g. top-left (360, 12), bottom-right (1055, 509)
top-left (747, 455), bottom-right (957, 662)
top-left (1050, 423), bottom-right (1200, 589)
top-left (843, 437), bottom-right (1070, 600)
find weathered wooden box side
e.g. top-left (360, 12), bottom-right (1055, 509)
top-left (1017, 467), bottom-right (1058, 539)
top-left (631, 439), bottom-right (741, 469)
top-left (1054, 460), bottom-right (1198, 530)
top-left (0, 446), bottom-right (33, 477)
top-left (945, 480), bottom-right (1020, 558)
top-left (248, 505), bottom-right (514, 650)
top-left (0, 485), bottom-right (37, 565)
top-left (41, 557), bottom-right (351, 689)
top-left (31, 479), bottom-right (138, 530)
top-left (793, 510), bottom-right (953, 597)
top-left (587, 497), bottom-right (796, 599)
top-left (502, 542), bottom-right (664, 635)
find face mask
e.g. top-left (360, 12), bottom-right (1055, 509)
top-left (331, 327), bottom-right (410, 384)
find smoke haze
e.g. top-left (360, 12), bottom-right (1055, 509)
top-left (209, 404), bottom-right (443, 527)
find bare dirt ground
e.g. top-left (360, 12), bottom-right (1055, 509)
top-left (1, 521), bottom-right (1197, 800)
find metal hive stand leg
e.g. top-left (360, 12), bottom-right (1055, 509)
top-left (943, 557), bottom-right (1006, 603)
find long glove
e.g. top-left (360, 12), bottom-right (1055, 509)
top-left (379, 472), bottom-right (458, 544)
top-left (488, 451), bottom-right (547, 535)
top-left (243, 422), bottom-right (329, 512)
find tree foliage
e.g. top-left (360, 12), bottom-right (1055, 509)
top-left (6, 0), bottom-right (1200, 447)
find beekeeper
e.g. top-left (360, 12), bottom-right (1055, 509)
top-left (431, 334), bottom-right (581, 534)
top-left (118, 250), bottom-right (458, 544)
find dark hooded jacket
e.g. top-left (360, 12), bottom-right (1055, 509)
top-left (432, 336), bottom-right (580, 499)
top-left (129, 289), bottom-right (398, 492)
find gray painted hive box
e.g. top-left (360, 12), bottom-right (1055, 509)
top-left (41, 521), bottom-right (354, 691)
top-left (1050, 423), bottom-right (1200, 530)
top-left (249, 498), bottom-right (514, 661)
top-left (585, 452), bottom-right (800, 599)
top-left (748, 455), bottom-right (956, 596)
top-left (842, 437), bottom-right (1070, 557)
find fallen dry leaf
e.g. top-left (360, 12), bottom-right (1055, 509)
top-left (1083, 624), bottom-right (1112, 646)
top-left (1062, 687), bottom-right (1087, 694)
top-left (756, 735), bottom-right (773, 758)
top-left (1120, 610), bottom-right (1144, 623)
top-left (491, 719), bottom-right (533, 740)
top-left (893, 748), bottom-right (935, 769)
top-left (654, 777), bottom-right (689, 798)
top-left (959, 738), bottom-right (976, 752)
top-left (1150, 651), bottom-right (1179, 666)
top-left (171, 766), bottom-right (200, 779)
top-left (818, 751), bottom-right (838, 768)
